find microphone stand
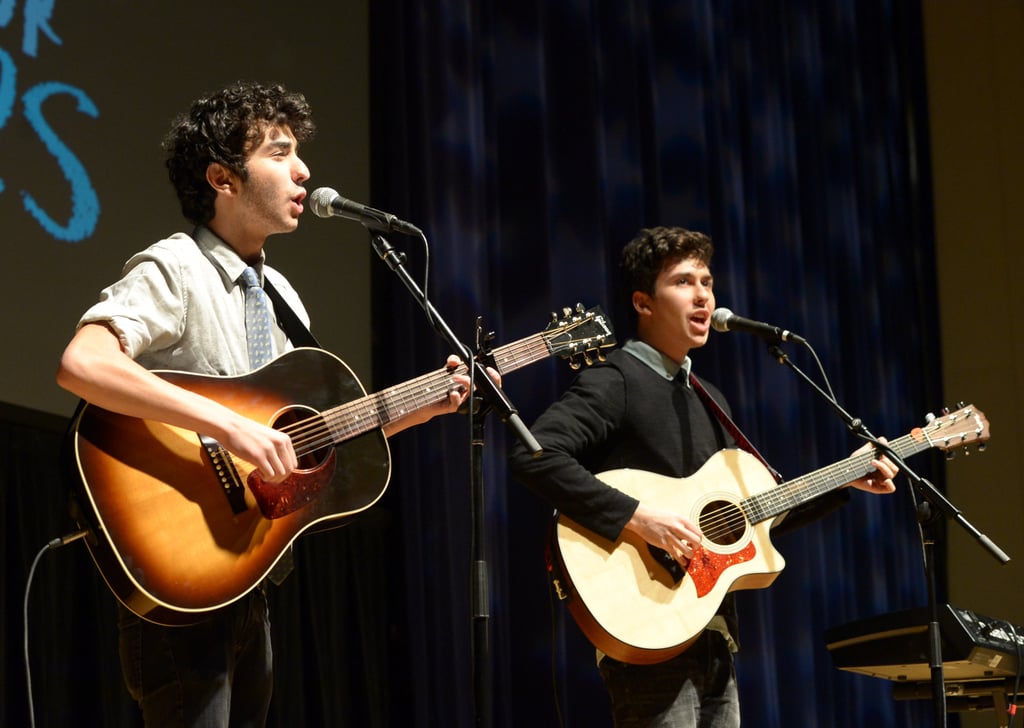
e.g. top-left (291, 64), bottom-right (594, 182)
top-left (370, 232), bottom-right (542, 728)
top-left (766, 343), bottom-right (1008, 728)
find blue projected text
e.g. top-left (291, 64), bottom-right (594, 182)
top-left (0, 0), bottom-right (100, 243)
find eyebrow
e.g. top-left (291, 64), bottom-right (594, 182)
top-left (266, 138), bottom-right (294, 153)
top-left (675, 267), bottom-right (712, 279)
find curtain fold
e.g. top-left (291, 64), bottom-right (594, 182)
top-left (370, 1), bottom-right (941, 726)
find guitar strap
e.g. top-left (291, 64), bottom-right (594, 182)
top-left (689, 373), bottom-right (784, 484)
top-left (262, 278), bottom-right (322, 349)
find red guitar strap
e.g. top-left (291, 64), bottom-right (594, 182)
top-left (689, 373), bottom-right (784, 484)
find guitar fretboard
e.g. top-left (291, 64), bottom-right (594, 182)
top-left (319, 333), bottom-right (551, 442)
top-left (277, 313), bottom-right (612, 458)
top-left (741, 408), bottom-right (986, 524)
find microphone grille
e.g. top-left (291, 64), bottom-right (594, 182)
top-left (710, 308), bottom-right (733, 333)
top-left (308, 187), bottom-right (338, 218)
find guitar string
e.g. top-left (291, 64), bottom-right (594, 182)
top-left (693, 450), bottom-right (877, 542)
top-left (294, 337), bottom-right (553, 453)
top-left (692, 426), bottom-right (948, 543)
top-left (697, 434), bottom-right (927, 540)
top-left (294, 311), bottom-right (609, 446)
top-left (273, 329), bottom-right (571, 457)
top-left (277, 315), bottom-right (612, 455)
top-left (696, 410), bottom-right (983, 542)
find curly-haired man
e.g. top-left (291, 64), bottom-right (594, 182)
top-left (57, 81), bottom-right (471, 727)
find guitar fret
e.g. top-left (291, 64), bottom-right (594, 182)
top-left (742, 431), bottom-right (938, 524)
top-left (289, 309), bottom-right (614, 456)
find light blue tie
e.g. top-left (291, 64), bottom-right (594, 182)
top-left (240, 266), bottom-right (275, 369)
top-left (240, 266), bottom-right (293, 583)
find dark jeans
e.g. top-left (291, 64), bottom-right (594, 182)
top-left (118, 589), bottom-right (273, 728)
top-left (598, 630), bottom-right (741, 728)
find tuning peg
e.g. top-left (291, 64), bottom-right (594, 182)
top-left (568, 355), bottom-right (582, 371)
top-left (562, 307), bottom-right (572, 318)
top-left (924, 412), bottom-right (936, 424)
top-left (575, 302), bottom-right (585, 313)
top-left (978, 442), bottom-right (988, 453)
top-left (946, 450), bottom-right (956, 461)
top-left (582, 351), bottom-right (593, 367)
top-left (596, 348), bottom-right (607, 362)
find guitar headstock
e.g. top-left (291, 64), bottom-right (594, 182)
top-left (917, 404), bottom-right (990, 456)
top-left (544, 304), bottom-right (617, 369)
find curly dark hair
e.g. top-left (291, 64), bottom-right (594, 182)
top-left (620, 226), bottom-right (714, 297)
top-left (162, 81), bottom-right (316, 225)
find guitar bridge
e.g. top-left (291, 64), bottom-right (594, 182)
top-left (200, 435), bottom-right (248, 515)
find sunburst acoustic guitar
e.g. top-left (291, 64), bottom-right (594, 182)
top-left (69, 304), bottom-right (615, 625)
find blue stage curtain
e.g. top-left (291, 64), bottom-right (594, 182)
top-left (369, 1), bottom-right (943, 726)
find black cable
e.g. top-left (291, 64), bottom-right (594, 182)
top-left (795, 339), bottom-right (838, 403)
top-left (24, 530), bottom-right (88, 728)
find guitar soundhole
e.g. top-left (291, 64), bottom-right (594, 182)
top-left (273, 406), bottom-right (331, 469)
top-left (699, 500), bottom-right (746, 547)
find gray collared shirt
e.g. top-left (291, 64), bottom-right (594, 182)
top-left (79, 226), bottom-right (308, 376)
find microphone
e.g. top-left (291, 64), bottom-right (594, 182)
top-left (308, 187), bottom-right (423, 236)
top-left (710, 307), bottom-right (805, 344)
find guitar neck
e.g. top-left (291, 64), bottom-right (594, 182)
top-left (316, 332), bottom-right (553, 444)
top-left (742, 429), bottom-right (932, 524)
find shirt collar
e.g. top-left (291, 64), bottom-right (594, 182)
top-left (194, 225), bottom-right (266, 287)
top-left (622, 339), bottom-right (691, 386)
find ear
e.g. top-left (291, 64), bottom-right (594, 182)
top-left (206, 163), bottom-right (237, 195)
top-left (632, 290), bottom-right (653, 316)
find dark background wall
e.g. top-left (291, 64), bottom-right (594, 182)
top-left (924, 3), bottom-right (1024, 724)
